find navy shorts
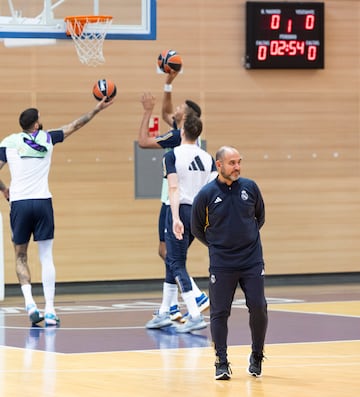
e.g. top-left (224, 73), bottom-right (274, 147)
top-left (10, 198), bottom-right (55, 244)
top-left (158, 203), bottom-right (168, 242)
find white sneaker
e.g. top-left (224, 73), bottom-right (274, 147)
top-left (26, 304), bottom-right (44, 324)
top-left (176, 315), bottom-right (207, 333)
top-left (145, 312), bottom-right (173, 329)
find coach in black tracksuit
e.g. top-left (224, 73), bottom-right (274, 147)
top-left (191, 146), bottom-right (268, 380)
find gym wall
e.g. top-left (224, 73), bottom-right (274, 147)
top-left (0, 0), bottom-right (358, 284)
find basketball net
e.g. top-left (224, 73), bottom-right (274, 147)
top-left (65, 16), bottom-right (113, 67)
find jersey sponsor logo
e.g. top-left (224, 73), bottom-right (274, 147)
top-left (188, 155), bottom-right (205, 171)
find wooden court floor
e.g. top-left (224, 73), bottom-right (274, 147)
top-left (0, 283), bottom-right (359, 397)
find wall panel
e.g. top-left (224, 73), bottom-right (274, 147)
top-left (0, 0), bottom-right (358, 284)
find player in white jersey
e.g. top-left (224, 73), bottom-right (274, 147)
top-left (0, 97), bottom-right (114, 326)
top-left (146, 113), bottom-right (217, 333)
top-left (139, 73), bottom-right (209, 324)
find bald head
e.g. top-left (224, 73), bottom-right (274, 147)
top-left (216, 146), bottom-right (241, 161)
top-left (215, 146), bottom-right (242, 185)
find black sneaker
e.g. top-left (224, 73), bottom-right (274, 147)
top-left (247, 352), bottom-right (264, 377)
top-left (215, 360), bottom-right (232, 380)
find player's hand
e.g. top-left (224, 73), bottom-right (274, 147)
top-left (165, 70), bottom-right (179, 85)
top-left (141, 92), bottom-right (156, 111)
top-left (96, 96), bottom-right (115, 111)
top-left (173, 219), bottom-right (184, 240)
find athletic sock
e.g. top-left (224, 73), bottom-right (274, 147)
top-left (190, 277), bottom-right (202, 297)
top-left (38, 240), bottom-right (56, 314)
top-left (181, 290), bottom-right (201, 319)
top-left (159, 282), bottom-right (178, 314)
top-left (21, 284), bottom-right (36, 308)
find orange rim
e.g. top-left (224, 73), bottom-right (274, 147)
top-left (64, 15), bottom-right (113, 36)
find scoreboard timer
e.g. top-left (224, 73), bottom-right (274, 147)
top-left (245, 2), bottom-right (324, 69)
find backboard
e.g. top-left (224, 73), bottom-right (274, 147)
top-left (0, 0), bottom-right (156, 40)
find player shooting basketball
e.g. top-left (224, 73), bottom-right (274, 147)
top-left (0, 95), bottom-right (114, 326)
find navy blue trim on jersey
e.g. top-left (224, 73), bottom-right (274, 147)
top-left (154, 129), bottom-right (181, 149)
top-left (49, 129), bottom-right (64, 145)
top-left (163, 150), bottom-right (176, 176)
top-left (0, 147), bottom-right (6, 162)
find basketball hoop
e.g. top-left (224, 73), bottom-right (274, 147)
top-left (64, 15), bottom-right (113, 67)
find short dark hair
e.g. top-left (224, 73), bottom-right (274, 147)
top-left (19, 108), bottom-right (39, 130)
top-left (185, 100), bottom-right (201, 117)
top-left (183, 113), bottom-right (203, 141)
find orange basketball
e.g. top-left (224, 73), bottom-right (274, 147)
top-left (157, 50), bottom-right (183, 73)
top-left (93, 79), bottom-right (117, 102)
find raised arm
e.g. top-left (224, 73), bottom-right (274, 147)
top-left (58, 97), bottom-right (114, 139)
top-left (162, 70), bottom-right (180, 127)
top-left (137, 92), bottom-right (162, 148)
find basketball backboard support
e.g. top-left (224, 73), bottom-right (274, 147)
top-left (0, 0), bottom-right (156, 40)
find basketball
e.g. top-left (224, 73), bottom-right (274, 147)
top-left (93, 79), bottom-right (117, 102)
top-left (157, 50), bottom-right (183, 73)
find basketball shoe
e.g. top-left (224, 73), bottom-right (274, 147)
top-left (44, 313), bottom-right (60, 327)
top-left (169, 304), bottom-right (182, 321)
top-left (247, 352), bottom-right (264, 377)
top-left (196, 292), bottom-right (210, 312)
top-left (175, 314), bottom-right (207, 333)
top-left (215, 358), bottom-right (232, 380)
top-left (26, 304), bottom-right (44, 325)
top-left (145, 312), bottom-right (173, 329)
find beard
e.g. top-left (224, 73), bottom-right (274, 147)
top-left (219, 167), bottom-right (240, 183)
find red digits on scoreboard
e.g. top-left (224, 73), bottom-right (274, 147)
top-left (260, 40), bottom-right (307, 59)
top-left (258, 13), bottom-right (318, 61)
top-left (257, 45), bottom-right (267, 61)
top-left (296, 41), bottom-right (305, 54)
top-left (270, 14), bottom-right (280, 29)
top-left (307, 45), bottom-right (317, 60)
top-left (269, 14), bottom-right (316, 31)
top-left (305, 15), bottom-right (315, 30)
top-left (286, 19), bottom-right (293, 33)
top-left (257, 42), bottom-right (317, 61)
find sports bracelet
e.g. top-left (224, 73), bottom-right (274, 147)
top-left (164, 84), bottom-right (172, 93)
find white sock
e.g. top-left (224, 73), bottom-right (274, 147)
top-left (38, 240), bottom-right (56, 314)
top-left (21, 284), bottom-right (35, 308)
top-left (170, 287), bottom-right (179, 307)
top-left (181, 290), bottom-right (201, 319)
top-left (190, 277), bottom-right (202, 297)
top-left (159, 283), bottom-right (178, 314)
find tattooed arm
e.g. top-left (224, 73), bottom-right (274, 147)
top-left (57, 96), bottom-right (115, 140)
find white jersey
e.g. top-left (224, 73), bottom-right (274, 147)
top-left (0, 130), bottom-right (64, 202)
top-left (5, 147), bottom-right (54, 201)
top-left (163, 143), bottom-right (217, 205)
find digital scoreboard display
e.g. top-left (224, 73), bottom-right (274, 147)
top-left (245, 2), bottom-right (324, 69)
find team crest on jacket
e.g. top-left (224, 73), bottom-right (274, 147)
top-left (241, 190), bottom-right (248, 201)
